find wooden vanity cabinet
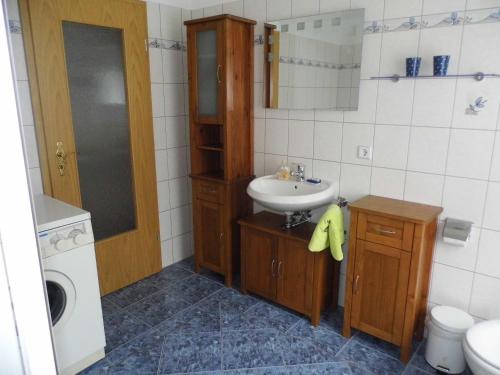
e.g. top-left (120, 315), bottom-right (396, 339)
top-left (239, 211), bottom-right (339, 325)
top-left (343, 195), bottom-right (442, 363)
top-left (185, 15), bottom-right (255, 286)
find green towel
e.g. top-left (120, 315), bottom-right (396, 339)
top-left (308, 204), bottom-right (345, 261)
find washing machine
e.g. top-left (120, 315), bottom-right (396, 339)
top-left (34, 195), bottom-right (106, 375)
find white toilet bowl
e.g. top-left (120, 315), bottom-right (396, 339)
top-left (463, 320), bottom-right (500, 375)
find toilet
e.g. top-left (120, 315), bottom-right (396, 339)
top-left (463, 320), bottom-right (500, 375)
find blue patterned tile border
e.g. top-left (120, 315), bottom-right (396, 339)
top-left (278, 56), bottom-right (360, 70)
top-left (9, 20), bottom-right (22, 34)
top-left (465, 7), bottom-right (500, 24)
top-left (422, 11), bottom-right (468, 28)
top-left (384, 16), bottom-right (422, 32)
top-left (148, 38), bottom-right (186, 51)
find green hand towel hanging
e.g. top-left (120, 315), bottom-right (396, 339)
top-left (308, 204), bottom-right (345, 261)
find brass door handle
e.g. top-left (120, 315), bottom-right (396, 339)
top-left (56, 141), bottom-right (67, 176)
top-left (216, 64), bottom-right (222, 84)
top-left (277, 261), bottom-right (283, 278)
top-left (353, 275), bottom-right (360, 294)
top-left (271, 259), bottom-right (276, 277)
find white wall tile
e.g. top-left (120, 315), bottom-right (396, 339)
top-left (244, 0), bottom-right (266, 22)
top-left (423, 0), bottom-right (466, 15)
top-left (155, 149), bottom-right (169, 181)
top-left (376, 80), bottom-right (415, 125)
top-left (314, 109), bottom-right (343, 122)
top-left (483, 182), bottom-right (500, 231)
top-left (264, 153), bottom-right (287, 175)
top-left (10, 33), bottom-right (27, 81)
top-left (28, 168), bottom-right (43, 195)
top-left (404, 171), bottom-right (444, 206)
top-left (171, 205), bottom-right (192, 236)
top-left (16, 81), bottom-right (34, 126)
top-left (442, 176), bottom-right (487, 225)
top-left (265, 119), bottom-right (289, 155)
top-left (418, 26), bottom-right (463, 76)
top-left (469, 274), bottom-right (500, 320)
top-left (159, 210), bottom-right (172, 240)
top-left (291, 0), bottom-right (319, 17)
top-left (446, 129), bottom-right (494, 179)
top-left (429, 262), bottom-right (474, 310)
top-left (153, 117), bottom-right (167, 150)
top-left (147, 2), bottom-right (162, 38)
top-left (370, 167), bottom-right (405, 199)
top-left (22, 126), bottom-right (39, 169)
top-left (434, 222), bottom-right (480, 271)
top-left (373, 124), bottom-right (410, 170)
top-left (169, 177), bottom-right (189, 208)
top-left (149, 48), bottom-right (163, 83)
top-left (267, 0), bottom-right (292, 20)
top-left (319, 0), bottom-right (350, 12)
top-left (476, 229), bottom-right (500, 278)
top-left (151, 83), bottom-right (164, 117)
top-left (161, 239), bottom-right (174, 267)
top-left (313, 121), bottom-right (342, 162)
top-left (452, 79), bottom-right (500, 130)
top-left (341, 123), bottom-right (374, 165)
top-left (164, 84), bottom-right (185, 116)
top-left (490, 132), bottom-right (500, 181)
top-left (254, 152), bottom-right (265, 176)
top-left (165, 116), bottom-right (187, 149)
top-left (163, 50), bottom-right (183, 84)
top-left (173, 233), bottom-right (194, 262)
top-left (412, 80), bottom-right (456, 127)
top-left (344, 80), bottom-right (378, 124)
top-left (204, 4), bottom-right (223, 16)
top-left (339, 163), bottom-right (371, 201)
top-left (191, 8), bottom-right (204, 19)
top-left (254, 118), bottom-right (265, 153)
top-left (167, 147), bottom-right (188, 179)
top-left (350, 0), bottom-right (385, 20)
top-left (160, 4), bottom-right (182, 41)
top-left (157, 180), bottom-right (171, 212)
top-left (359, 34), bottom-right (382, 80)
top-left (288, 120), bottom-right (314, 158)
top-left (459, 23), bottom-right (500, 76)
top-left (379, 30), bottom-right (420, 76)
top-left (223, 0), bottom-right (244, 16)
top-left (407, 127), bottom-right (450, 174)
top-left (466, 0), bottom-right (500, 9)
top-left (384, 0), bottom-right (423, 19)
top-left (312, 159), bottom-right (341, 185)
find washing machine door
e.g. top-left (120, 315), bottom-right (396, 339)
top-left (44, 270), bottom-right (76, 331)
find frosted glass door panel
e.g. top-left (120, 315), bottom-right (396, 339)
top-left (62, 22), bottom-right (136, 241)
top-left (196, 30), bottom-right (218, 117)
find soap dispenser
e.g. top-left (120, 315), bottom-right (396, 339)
top-left (276, 160), bottom-right (290, 180)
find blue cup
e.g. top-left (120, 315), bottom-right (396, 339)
top-left (406, 57), bottom-right (421, 77)
top-left (434, 55), bottom-right (450, 76)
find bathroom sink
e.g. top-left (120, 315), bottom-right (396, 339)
top-left (247, 175), bottom-right (337, 213)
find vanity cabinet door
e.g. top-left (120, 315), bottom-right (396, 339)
top-left (241, 227), bottom-right (277, 300)
top-left (351, 240), bottom-right (411, 345)
top-left (195, 199), bottom-right (225, 272)
top-left (276, 239), bottom-right (314, 315)
top-left (187, 20), bottom-right (225, 124)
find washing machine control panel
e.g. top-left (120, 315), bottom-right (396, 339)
top-left (38, 220), bottom-right (94, 258)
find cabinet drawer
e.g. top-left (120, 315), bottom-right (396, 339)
top-left (194, 179), bottom-right (225, 204)
top-left (357, 213), bottom-right (414, 251)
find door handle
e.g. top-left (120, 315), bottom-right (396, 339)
top-left (353, 275), bottom-right (360, 294)
top-left (277, 261), bottom-right (283, 278)
top-left (216, 64), bottom-right (222, 84)
top-left (271, 259), bottom-right (276, 277)
top-left (55, 141), bottom-right (67, 176)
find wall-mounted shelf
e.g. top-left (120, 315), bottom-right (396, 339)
top-left (371, 72), bottom-right (500, 83)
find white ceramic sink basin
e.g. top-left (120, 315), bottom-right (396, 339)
top-left (247, 175), bottom-right (337, 213)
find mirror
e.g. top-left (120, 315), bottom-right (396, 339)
top-left (265, 9), bottom-right (365, 111)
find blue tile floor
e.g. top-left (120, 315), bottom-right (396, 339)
top-left (79, 257), bottom-right (471, 375)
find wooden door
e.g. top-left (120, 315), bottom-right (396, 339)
top-left (195, 200), bottom-right (224, 272)
top-left (351, 240), bottom-right (411, 344)
top-left (186, 20), bottom-right (225, 124)
top-left (276, 239), bottom-right (314, 315)
top-left (21, 0), bottom-right (161, 294)
top-left (243, 228), bottom-right (277, 300)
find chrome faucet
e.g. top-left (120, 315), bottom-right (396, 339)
top-left (291, 163), bottom-right (305, 182)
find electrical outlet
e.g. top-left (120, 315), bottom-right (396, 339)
top-left (357, 145), bottom-right (372, 160)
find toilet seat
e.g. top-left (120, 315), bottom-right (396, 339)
top-left (464, 320), bottom-right (500, 373)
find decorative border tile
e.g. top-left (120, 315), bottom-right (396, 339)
top-left (9, 20), bottom-right (22, 34)
top-left (383, 16), bottom-right (422, 32)
top-left (278, 56), bottom-right (360, 70)
top-left (465, 7), bottom-right (500, 24)
top-left (148, 38), bottom-right (186, 51)
top-left (422, 11), bottom-right (468, 29)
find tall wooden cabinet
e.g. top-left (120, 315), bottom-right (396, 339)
top-left (185, 15), bottom-right (256, 286)
top-left (343, 196), bottom-right (442, 363)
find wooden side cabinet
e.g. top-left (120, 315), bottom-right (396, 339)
top-left (239, 211), bottom-right (340, 325)
top-left (343, 195), bottom-right (443, 363)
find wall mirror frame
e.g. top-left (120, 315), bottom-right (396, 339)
top-left (264, 9), bottom-right (365, 111)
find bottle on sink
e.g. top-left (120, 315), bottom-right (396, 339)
top-left (276, 160), bottom-right (290, 180)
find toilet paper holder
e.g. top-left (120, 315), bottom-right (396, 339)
top-left (442, 218), bottom-right (473, 246)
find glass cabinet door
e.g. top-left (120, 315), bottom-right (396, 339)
top-left (193, 22), bottom-right (223, 124)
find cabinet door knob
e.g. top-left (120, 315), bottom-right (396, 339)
top-left (271, 259), bottom-right (276, 277)
top-left (353, 275), bottom-right (360, 294)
